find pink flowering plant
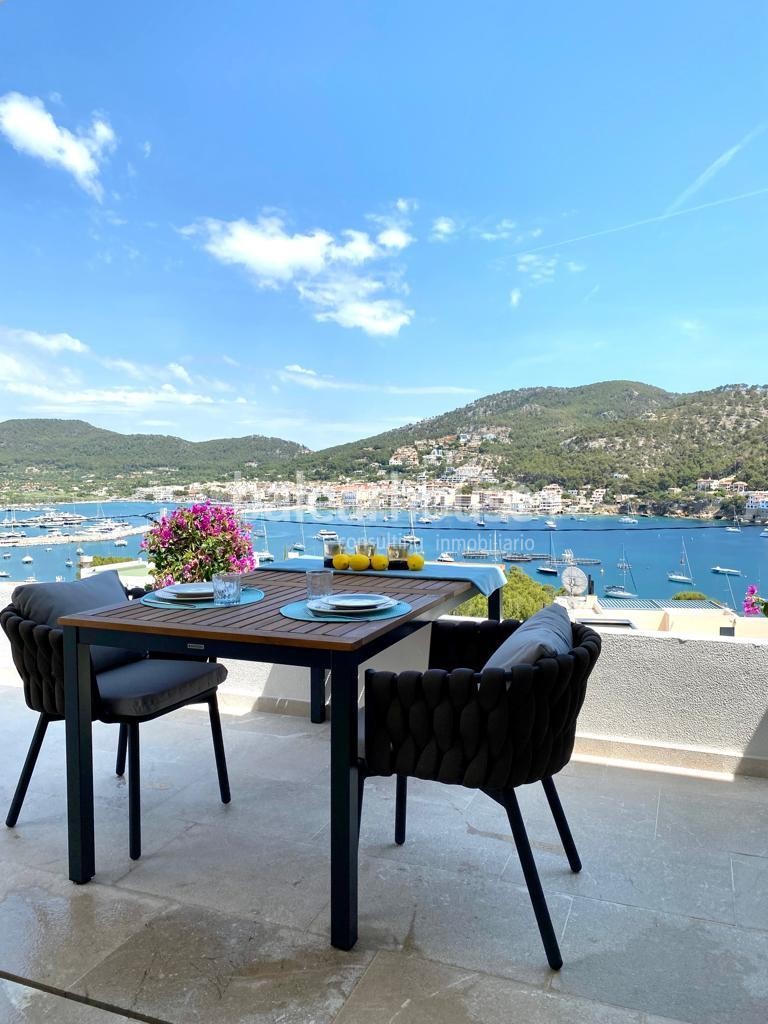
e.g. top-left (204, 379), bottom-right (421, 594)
top-left (743, 584), bottom-right (768, 617)
top-left (142, 501), bottom-right (255, 588)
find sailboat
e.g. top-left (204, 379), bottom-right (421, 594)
top-left (618, 501), bottom-right (638, 525)
top-left (537, 534), bottom-right (559, 575)
top-left (291, 521), bottom-right (306, 552)
top-left (667, 539), bottom-right (694, 584)
top-left (253, 522), bottom-right (275, 563)
top-left (724, 504), bottom-right (741, 532)
top-left (605, 546), bottom-right (637, 598)
top-left (401, 511), bottom-right (422, 545)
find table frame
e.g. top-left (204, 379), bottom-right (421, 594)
top-left (60, 571), bottom-right (502, 950)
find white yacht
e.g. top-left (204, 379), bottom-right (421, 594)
top-left (437, 552), bottom-right (455, 563)
top-left (544, 518), bottom-right (557, 529)
top-left (313, 529), bottom-right (338, 541)
top-left (711, 565), bottom-right (741, 576)
top-left (21, 554), bottom-right (33, 564)
top-left (0, 569), bottom-right (9, 578)
top-left (114, 538), bottom-right (128, 547)
top-left (618, 516), bottom-right (638, 525)
top-left (667, 539), bottom-right (694, 584)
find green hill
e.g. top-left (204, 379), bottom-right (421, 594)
top-left (268, 380), bottom-right (768, 494)
top-left (0, 419), bottom-right (307, 498)
top-left (4, 380), bottom-right (768, 500)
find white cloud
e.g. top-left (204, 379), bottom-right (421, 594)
top-left (101, 357), bottom-right (143, 378)
top-left (566, 261), bottom-right (586, 273)
top-left (167, 361), bottom-right (193, 385)
top-left (394, 197), bottom-right (417, 213)
top-left (516, 253), bottom-right (562, 283)
top-left (5, 380), bottom-right (214, 412)
top-left (222, 354), bottom-right (240, 367)
top-left (0, 92), bottom-right (116, 200)
top-left (141, 140), bottom-right (152, 158)
top-left (0, 325), bottom-right (89, 354)
top-left (297, 275), bottom-right (413, 336)
top-left (278, 364), bottom-right (474, 396)
top-left (0, 352), bottom-right (26, 382)
top-left (376, 226), bottom-right (413, 250)
top-left (509, 288), bottom-right (522, 308)
top-left (187, 211), bottom-right (415, 336)
top-left (480, 218), bottom-right (517, 241)
top-left (430, 216), bottom-right (456, 241)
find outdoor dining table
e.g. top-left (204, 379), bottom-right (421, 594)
top-left (59, 565), bottom-right (504, 950)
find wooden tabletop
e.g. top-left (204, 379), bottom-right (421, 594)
top-left (58, 569), bottom-right (473, 652)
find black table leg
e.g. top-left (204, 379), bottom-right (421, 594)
top-left (329, 651), bottom-right (359, 950)
top-left (64, 627), bottom-right (95, 883)
top-left (310, 666), bottom-right (327, 723)
top-left (488, 587), bottom-right (503, 621)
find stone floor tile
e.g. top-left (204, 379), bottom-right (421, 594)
top-left (731, 853), bottom-right (768, 931)
top-left (466, 773), bottom-right (660, 848)
top-left (0, 979), bottom-right (136, 1023)
top-left (74, 902), bottom-right (371, 1024)
top-left (501, 828), bottom-right (736, 925)
top-left (553, 896), bottom-right (768, 1024)
top-left (114, 823), bottom-right (331, 931)
top-left (656, 788), bottom-right (768, 857)
top-left (310, 854), bottom-right (572, 987)
top-left (334, 950), bottom-right (644, 1024)
top-left (0, 862), bottom-right (169, 990)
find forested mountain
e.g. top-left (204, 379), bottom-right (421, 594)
top-left (273, 381), bottom-right (768, 493)
top-left (0, 419), bottom-right (307, 496)
top-left (3, 381), bottom-right (768, 499)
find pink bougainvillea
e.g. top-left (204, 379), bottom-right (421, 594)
top-left (142, 501), bottom-right (255, 588)
top-left (743, 584), bottom-right (767, 617)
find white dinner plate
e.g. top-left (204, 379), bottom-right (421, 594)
top-left (324, 593), bottom-right (392, 610)
top-left (156, 583), bottom-right (214, 601)
top-left (307, 596), bottom-right (396, 616)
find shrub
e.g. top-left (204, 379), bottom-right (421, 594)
top-left (451, 566), bottom-right (555, 620)
top-left (672, 591), bottom-right (710, 601)
top-left (142, 501), bottom-right (255, 588)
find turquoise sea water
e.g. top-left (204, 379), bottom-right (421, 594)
top-left (1, 502), bottom-right (765, 608)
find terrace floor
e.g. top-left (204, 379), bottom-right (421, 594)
top-left (0, 682), bottom-right (767, 1024)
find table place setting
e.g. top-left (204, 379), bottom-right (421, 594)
top-left (279, 569), bottom-right (411, 622)
top-left (140, 575), bottom-right (265, 611)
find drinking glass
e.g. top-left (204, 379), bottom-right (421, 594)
top-left (213, 571), bottom-right (242, 606)
top-left (307, 568), bottom-right (333, 601)
top-left (356, 541), bottom-right (376, 558)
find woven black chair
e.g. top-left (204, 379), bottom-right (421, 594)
top-left (359, 616), bottom-right (601, 970)
top-left (0, 572), bottom-right (231, 861)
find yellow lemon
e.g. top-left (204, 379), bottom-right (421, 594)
top-left (348, 554), bottom-right (371, 571)
top-left (407, 553), bottom-right (425, 571)
top-left (332, 553), bottom-right (351, 571)
top-left (370, 554), bottom-right (389, 571)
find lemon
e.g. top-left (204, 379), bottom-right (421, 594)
top-left (332, 553), bottom-right (351, 571)
top-left (370, 554), bottom-right (389, 571)
top-left (407, 553), bottom-right (425, 571)
top-left (348, 554), bottom-right (371, 571)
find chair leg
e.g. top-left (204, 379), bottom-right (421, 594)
top-left (542, 776), bottom-right (581, 873)
top-left (127, 723), bottom-right (141, 860)
top-left (115, 723), bottom-right (128, 777)
top-left (357, 769), bottom-right (365, 849)
top-left (502, 788), bottom-right (563, 971)
top-left (394, 775), bottom-right (407, 845)
top-left (6, 714), bottom-right (50, 828)
top-left (207, 695), bottom-right (231, 804)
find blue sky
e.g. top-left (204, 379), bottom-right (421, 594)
top-left (1, 1), bottom-right (767, 448)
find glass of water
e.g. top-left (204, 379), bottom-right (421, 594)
top-left (307, 568), bottom-right (333, 602)
top-left (213, 571), bottom-right (242, 606)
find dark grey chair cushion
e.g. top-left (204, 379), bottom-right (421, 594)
top-left (12, 571), bottom-right (144, 674)
top-left (97, 658), bottom-right (227, 719)
top-left (483, 602), bottom-right (573, 670)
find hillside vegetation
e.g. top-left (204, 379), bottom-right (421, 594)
top-left (268, 381), bottom-right (768, 493)
top-left (3, 380), bottom-right (768, 498)
top-left (0, 419), bottom-right (307, 498)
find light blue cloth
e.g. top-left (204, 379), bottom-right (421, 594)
top-left (279, 599), bottom-right (412, 623)
top-left (140, 588), bottom-right (265, 611)
top-left (261, 557), bottom-right (506, 598)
